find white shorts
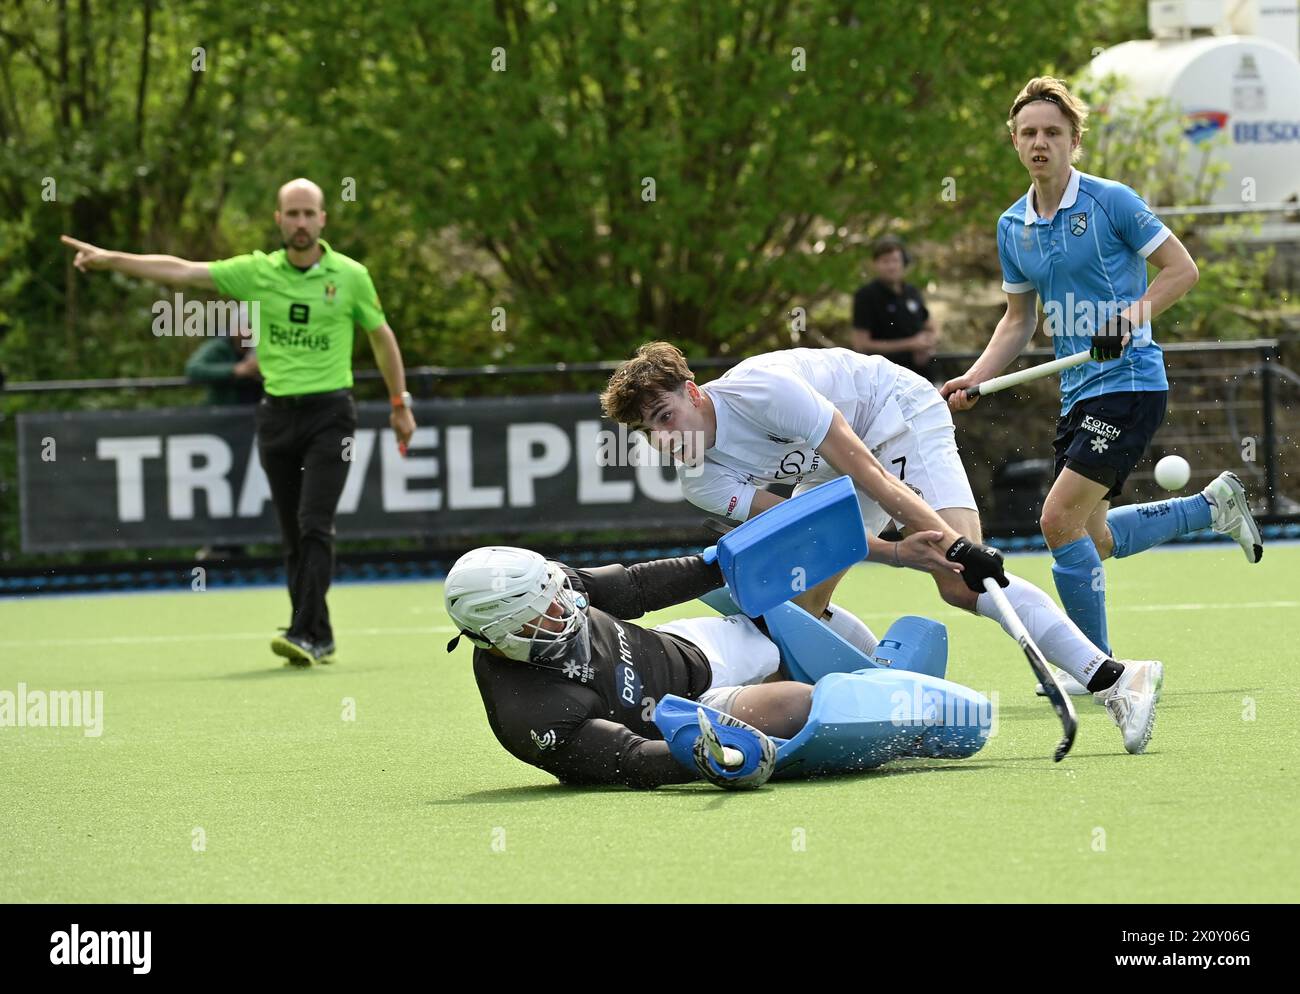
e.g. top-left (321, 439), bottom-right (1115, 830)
top-left (697, 684), bottom-right (747, 715)
top-left (654, 614), bottom-right (780, 716)
top-left (796, 394), bottom-right (976, 536)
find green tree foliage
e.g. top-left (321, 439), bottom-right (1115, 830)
top-left (351, 0), bottom-right (1114, 361)
top-left (0, 0), bottom-right (1276, 387)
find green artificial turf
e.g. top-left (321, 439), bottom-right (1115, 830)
top-left (2, 544), bottom-right (1297, 902)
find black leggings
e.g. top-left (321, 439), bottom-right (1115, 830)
top-left (255, 391), bottom-right (357, 643)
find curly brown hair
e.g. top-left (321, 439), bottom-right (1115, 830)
top-left (599, 341), bottom-right (696, 427)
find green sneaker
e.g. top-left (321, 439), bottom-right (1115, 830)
top-left (271, 632), bottom-right (315, 667)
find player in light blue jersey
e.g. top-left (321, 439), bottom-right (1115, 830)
top-left (943, 76), bottom-right (1262, 697)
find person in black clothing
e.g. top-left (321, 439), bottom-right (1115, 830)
top-left (445, 546), bottom-right (811, 790)
top-left (851, 237), bottom-right (940, 376)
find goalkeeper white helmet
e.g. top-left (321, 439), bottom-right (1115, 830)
top-left (444, 546), bottom-right (590, 668)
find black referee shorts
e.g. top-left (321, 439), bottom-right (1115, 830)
top-left (1052, 390), bottom-right (1168, 500)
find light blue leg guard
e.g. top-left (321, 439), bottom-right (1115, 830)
top-left (654, 668), bottom-right (992, 781)
top-left (770, 669), bottom-right (991, 778)
top-left (867, 616), bottom-right (948, 679)
top-left (698, 589), bottom-right (948, 682)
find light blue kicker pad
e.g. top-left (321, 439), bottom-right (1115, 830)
top-left (869, 615), bottom-right (948, 680)
top-left (701, 476), bottom-right (867, 617)
top-left (697, 587), bottom-right (948, 682)
top-left (654, 669), bottom-right (992, 780)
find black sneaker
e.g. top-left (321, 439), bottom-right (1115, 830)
top-left (313, 639), bottom-right (337, 665)
top-left (271, 632), bottom-right (315, 667)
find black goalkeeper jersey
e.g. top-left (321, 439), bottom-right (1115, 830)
top-left (471, 555), bottom-right (725, 789)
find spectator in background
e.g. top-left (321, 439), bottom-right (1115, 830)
top-left (185, 303), bottom-right (262, 405)
top-left (851, 237), bottom-right (940, 378)
top-left (185, 303), bottom-right (259, 562)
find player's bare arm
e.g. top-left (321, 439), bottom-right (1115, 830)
top-left (366, 321), bottom-right (416, 451)
top-left (941, 288), bottom-right (1038, 411)
top-left (815, 411), bottom-right (961, 547)
top-left (1120, 234), bottom-right (1199, 328)
top-left (60, 234), bottom-right (216, 289)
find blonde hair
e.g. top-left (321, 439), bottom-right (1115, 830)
top-left (600, 341), bottom-right (696, 427)
top-left (1008, 76), bottom-right (1089, 162)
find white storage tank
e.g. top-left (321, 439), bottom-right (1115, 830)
top-left (1085, 2), bottom-right (1300, 205)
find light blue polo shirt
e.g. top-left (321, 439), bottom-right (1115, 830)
top-left (997, 167), bottom-right (1172, 414)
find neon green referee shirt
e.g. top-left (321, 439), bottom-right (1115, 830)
top-left (208, 239), bottom-right (386, 397)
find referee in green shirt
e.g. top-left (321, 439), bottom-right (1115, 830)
top-left (62, 178), bottom-right (417, 666)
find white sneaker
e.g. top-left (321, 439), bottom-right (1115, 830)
top-left (1203, 471), bottom-right (1263, 563)
top-left (1034, 665), bottom-right (1092, 698)
top-left (1103, 659), bottom-right (1163, 755)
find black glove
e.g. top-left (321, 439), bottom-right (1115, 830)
top-left (946, 536), bottom-right (1009, 594)
top-left (1089, 313), bottom-right (1133, 362)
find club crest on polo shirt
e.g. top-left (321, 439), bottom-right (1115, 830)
top-left (324, 280), bottom-right (337, 303)
top-left (1070, 212), bottom-right (1088, 236)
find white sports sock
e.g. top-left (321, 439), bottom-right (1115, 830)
top-left (976, 575), bottom-right (1110, 684)
top-left (822, 602), bottom-right (880, 657)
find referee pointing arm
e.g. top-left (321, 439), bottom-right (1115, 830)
top-left (62, 177), bottom-right (417, 666)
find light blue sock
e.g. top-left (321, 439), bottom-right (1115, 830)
top-left (1107, 494), bottom-right (1213, 559)
top-left (1050, 536), bottom-right (1109, 657)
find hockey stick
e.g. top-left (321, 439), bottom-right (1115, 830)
top-left (964, 351), bottom-right (1091, 399)
top-left (981, 577), bottom-right (1077, 761)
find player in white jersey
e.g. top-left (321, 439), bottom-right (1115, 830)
top-left (601, 342), bottom-right (1162, 754)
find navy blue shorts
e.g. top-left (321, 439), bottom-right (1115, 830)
top-left (1052, 391), bottom-right (1168, 500)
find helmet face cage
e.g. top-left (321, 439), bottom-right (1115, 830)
top-left (477, 563), bottom-right (589, 666)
